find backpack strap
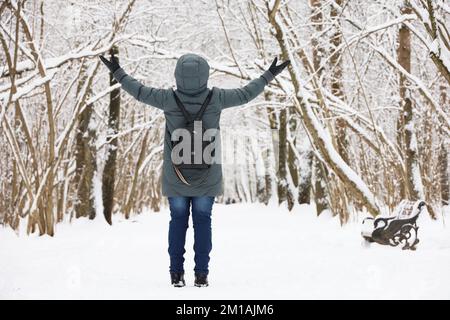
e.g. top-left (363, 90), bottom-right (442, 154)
top-left (194, 90), bottom-right (213, 120)
top-left (172, 89), bottom-right (213, 122)
top-left (172, 90), bottom-right (192, 123)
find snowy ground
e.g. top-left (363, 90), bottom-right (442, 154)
top-left (1, 202), bottom-right (449, 300)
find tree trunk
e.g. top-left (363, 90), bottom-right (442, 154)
top-left (287, 108), bottom-right (299, 191)
top-left (310, 0), bottom-right (328, 214)
top-left (277, 108), bottom-right (288, 204)
top-left (75, 67), bottom-right (96, 219)
top-left (330, 0), bottom-right (348, 164)
top-left (439, 85), bottom-right (449, 205)
top-left (102, 46), bottom-right (121, 225)
top-left (124, 132), bottom-right (148, 219)
top-left (424, 0), bottom-right (450, 85)
top-left (397, 3), bottom-right (423, 201)
top-left (298, 151), bottom-right (312, 204)
top-left (313, 158), bottom-right (329, 215)
top-left (265, 92), bottom-right (277, 204)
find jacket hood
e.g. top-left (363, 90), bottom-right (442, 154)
top-left (174, 53), bottom-right (210, 95)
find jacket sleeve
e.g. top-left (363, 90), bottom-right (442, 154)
top-left (217, 70), bottom-right (274, 109)
top-left (112, 67), bottom-right (168, 110)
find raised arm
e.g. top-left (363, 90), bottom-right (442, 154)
top-left (100, 53), bottom-right (168, 110)
top-left (218, 57), bottom-right (290, 109)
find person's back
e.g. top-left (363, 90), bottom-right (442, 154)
top-left (100, 51), bottom-right (289, 287)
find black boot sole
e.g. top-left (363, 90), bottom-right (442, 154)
top-left (172, 281), bottom-right (186, 288)
top-left (194, 283), bottom-right (209, 287)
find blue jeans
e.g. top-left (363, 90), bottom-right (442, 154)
top-left (168, 196), bottom-right (214, 275)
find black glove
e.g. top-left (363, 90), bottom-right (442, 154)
top-left (100, 51), bottom-right (120, 73)
top-left (268, 57), bottom-right (290, 77)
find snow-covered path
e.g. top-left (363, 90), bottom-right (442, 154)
top-left (1, 203), bottom-right (449, 299)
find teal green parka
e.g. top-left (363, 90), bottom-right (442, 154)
top-left (113, 53), bottom-right (274, 197)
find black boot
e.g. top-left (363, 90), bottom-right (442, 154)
top-left (170, 272), bottom-right (185, 287)
top-left (194, 273), bottom-right (209, 287)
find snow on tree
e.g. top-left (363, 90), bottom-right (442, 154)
top-left (0, 0), bottom-right (448, 233)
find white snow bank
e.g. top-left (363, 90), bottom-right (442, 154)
top-left (0, 203), bottom-right (449, 299)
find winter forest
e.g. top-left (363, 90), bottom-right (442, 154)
top-left (0, 0), bottom-right (449, 236)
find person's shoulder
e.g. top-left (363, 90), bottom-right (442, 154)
top-left (210, 87), bottom-right (222, 100)
top-left (210, 87), bottom-right (222, 96)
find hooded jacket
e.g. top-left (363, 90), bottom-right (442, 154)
top-left (113, 53), bottom-right (274, 197)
